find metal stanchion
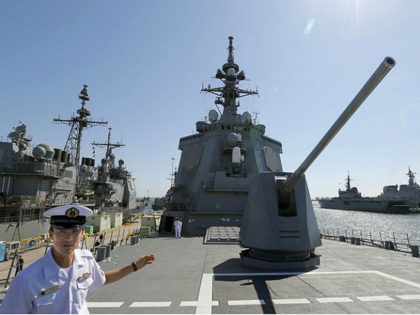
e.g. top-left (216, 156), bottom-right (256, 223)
top-left (4, 249), bottom-right (18, 288)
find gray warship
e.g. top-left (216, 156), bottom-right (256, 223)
top-left (0, 85), bottom-right (137, 241)
top-left (319, 173), bottom-right (412, 213)
top-left (0, 123), bottom-right (77, 241)
top-left (380, 168), bottom-right (420, 207)
top-left (77, 39), bottom-right (420, 315)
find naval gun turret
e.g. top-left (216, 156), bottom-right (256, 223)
top-left (240, 56), bottom-right (396, 270)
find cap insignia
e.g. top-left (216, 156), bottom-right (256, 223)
top-left (65, 208), bottom-right (79, 218)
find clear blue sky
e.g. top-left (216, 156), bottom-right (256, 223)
top-left (1, 0), bottom-right (420, 198)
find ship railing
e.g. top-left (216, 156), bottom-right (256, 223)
top-left (0, 213), bottom-right (42, 223)
top-left (1, 161), bottom-right (62, 177)
top-left (320, 228), bottom-right (420, 257)
top-left (98, 206), bottom-right (121, 213)
top-left (1, 195), bottom-right (43, 207)
top-left (0, 216), bottom-right (18, 223)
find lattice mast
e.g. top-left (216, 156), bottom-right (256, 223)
top-left (54, 85), bottom-right (108, 181)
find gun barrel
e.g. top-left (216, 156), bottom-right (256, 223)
top-left (283, 57), bottom-right (396, 192)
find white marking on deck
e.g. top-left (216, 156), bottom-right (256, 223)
top-left (357, 295), bottom-right (394, 302)
top-left (87, 302), bottom-right (124, 308)
top-left (272, 298), bottom-right (311, 304)
top-left (228, 299), bottom-right (266, 306)
top-left (181, 301), bottom-right (219, 306)
top-left (196, 273), bottom-right (213, 314)
top-left (397, 294), bottom-right (420, 300)
top-left (316, 297), bottom-right (353, 303)
top-left (192, 270), bottom-right (420, 314)
top-left (373, 271), bottom-right (420, 289)
top-left (129, 302), bottom-right (172, 307)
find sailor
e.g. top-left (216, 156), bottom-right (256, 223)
top-left (174, 217), bottom-right (182, 239)
top-left (0, 205), bottom-right (155, 314)
top-left (14, 255), bottom-right (24, 276)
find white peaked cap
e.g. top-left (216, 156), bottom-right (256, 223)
top-left (44, 204), bottom-right (93, 218)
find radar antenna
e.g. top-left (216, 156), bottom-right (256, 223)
top-left (92, 127), bottom-right (125, 169)
top-left (167, 157), bottom-right (176, 188)
top-left (407, 167), bottom-right (416, 186)
top-left (345, 172), bottom-right (352, 191)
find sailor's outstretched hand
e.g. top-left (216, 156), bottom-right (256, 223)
top-left (135, 253), bottom-right (155, 270)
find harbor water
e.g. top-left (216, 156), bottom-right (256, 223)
top-left (314, 201), bottom-right (420, 244)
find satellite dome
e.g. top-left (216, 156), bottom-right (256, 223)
top-left (208, 110), bottom-right (219, 122)
top-left (33, 145), bottom-right (46, 159)
top-left (227, 132), bottom-right (239, 145)
top-left (242, 111), bottom-right (252, 123)
top-left (39, 143), bottom-right (54, 160)
top-left (226, 67), bottom-right (236, 80)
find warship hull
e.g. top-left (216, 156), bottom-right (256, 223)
top-left (318, 198), bottom-right (411, 214)
top-left (0, 220), bottom-right (49, 242)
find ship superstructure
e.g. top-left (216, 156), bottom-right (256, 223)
top-left (159, 37), bottom-right (283, 235)
top-left (380, 168), bottom-right (420, 207)
top-left (90, 128), bottom-right (137, 212)
top-left (0, 123), bottom-right (76, 240)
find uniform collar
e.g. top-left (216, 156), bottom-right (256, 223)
top-left (72, 249), bottom-right (85, 270)
top-left (42, 248), bottom-right (84, 280)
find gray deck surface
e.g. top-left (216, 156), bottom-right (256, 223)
top-left (87, 236), bottom-right (420, 314)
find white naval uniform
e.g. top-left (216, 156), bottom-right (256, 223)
top-left (174, 220), bottom-right (182, 238)
top-left (0, 248), bottom-right (106, 314)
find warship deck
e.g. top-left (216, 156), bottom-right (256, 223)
top-left (87, 236), bottom-right (420, 314)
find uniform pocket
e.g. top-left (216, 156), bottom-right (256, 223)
top-left (35, 292), bottom-right (57, 313)
top-left (76, 277), bottom-right (93, 289)
top-left (36, 293), bottom-right (55, 306)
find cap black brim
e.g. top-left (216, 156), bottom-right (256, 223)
top-left (51, 224), bottom-right (86, 230)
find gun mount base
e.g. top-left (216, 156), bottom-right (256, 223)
top-left (240, 249), bottom-right (320, 270)
top-left (246, 248), bottom-right (312, 261)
